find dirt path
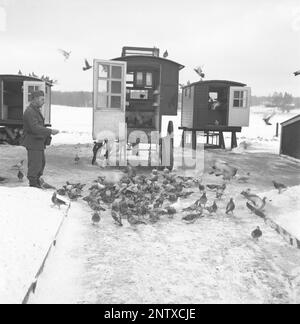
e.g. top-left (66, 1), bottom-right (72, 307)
top-left (1, 144), bottom-right (300, 304)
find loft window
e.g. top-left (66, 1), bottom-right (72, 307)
top-left (134, 72), bottom-right (153, 88)
top-left (136, 72), bottom-right (143, 86)
top-left (146, 73), bottom-right (153, 87)
top-left (233, 90), bottom-right (247, 108)
top-left (126, 73), bottom-right (134, 84)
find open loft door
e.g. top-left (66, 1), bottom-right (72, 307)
top-left (93, 59), bottom-right (127, 142)
top-left (23, 81), bottom-right (49, 123)
top-left (228, 87), bottom-right (251, 127)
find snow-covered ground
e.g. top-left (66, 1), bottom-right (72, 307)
top-left (51, 105), bottom-right (300, 154)
top-left (262, 186), bottom-right (300, 240)
top-left (0, 187), bottom-right (66, 304)
top-left (1, 104), bottom-right (300, 304)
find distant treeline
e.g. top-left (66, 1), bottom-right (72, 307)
top-left (52, 91), bottom-right (300, 109)
top-left (52, 91), bottom-right (92, 107)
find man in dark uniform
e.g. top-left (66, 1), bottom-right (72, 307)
top-left (22, 90), bottom-right (59, 188)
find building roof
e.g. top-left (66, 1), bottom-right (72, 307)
top-left (112, 55), bottom-right (185, 70)
top-left (0, 74), bottom-right (53, 86)
top-left (183, 80), bottom-right (247, 88)
top-left (281, 114), bottom-right (300, 127)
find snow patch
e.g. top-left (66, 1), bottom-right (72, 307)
top-left (0, 187), bottom-right (65, 304)
top-left (261, 186), bottom-right (300, 241)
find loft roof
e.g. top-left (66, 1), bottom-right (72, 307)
top-left (112, 55), bottom-right (185, 70)
top-left (0, 74), bottom-right (53, 86)
top-left (183, 80), bottom-right (247, 88)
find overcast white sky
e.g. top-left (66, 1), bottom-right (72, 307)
top-left (0, 0), bottom-right (300, 95)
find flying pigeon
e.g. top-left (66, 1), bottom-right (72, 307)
top-left (58, 49), bottom-right (71, 61)
top-left (194, 66), bottom-right (205, 80)
top-left (163, 50), bottom-right (169, 58)
top-left (92, 212), bottom-right (101, 225)
top-left (272, 180), bottom-right (287, 194)
top-left (226, 198), bottom-right (235, 214)
top-left (17, 170), bottom-right (24, 182)
top-left (51, 192), bottom-right (68, 209)
top-left (251, 226), bottom-right (263, 241)
top-left (241, 191), bottom-right (267, 210)
top-left (294, 70), bottom-right (300, 76)
top-left (263, 111), bottom-right (276, 125)
top-left (83, 59), bottom-right (92, 71)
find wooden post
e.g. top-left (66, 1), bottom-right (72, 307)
top-left (181, 130), bottom-right (185, 149)
top-left (219, 131), bottom-right (225, 149)
top-left (275, 123), bottom-right (279, 137)
top-left (192, 130), bottom-right (197, 151)
top-left (206, 131), bottom-right (209, 145)
top-left (231, 132), bottom-right (237, 149)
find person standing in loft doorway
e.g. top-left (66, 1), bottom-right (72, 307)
top-left (22, 90), bottom-right (59, 188)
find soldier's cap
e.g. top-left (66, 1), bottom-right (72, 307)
top-left (31, 90), bottom-right (45, 100)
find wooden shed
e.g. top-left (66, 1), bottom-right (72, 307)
top-left (280, 115), bottom-right (300, 160)
top-left (0, 75), bottom-right (52, 144)
top-left (180, 80), bottom-right (251, 149)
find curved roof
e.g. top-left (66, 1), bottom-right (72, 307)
top-left (112, 55), bottom-right (185, 70)
top-left (0, 74), bottom-right (53, 86)
top-left (185, 80), bottom-right (247, 88)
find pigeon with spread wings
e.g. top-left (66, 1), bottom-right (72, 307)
top-left (83, 59), bottom-right (92, 71)
top-left (194, 65), bottom-right (205, 80)
top-left (58, 49), bottom-right (71, 61)
top-left (263, 111), bottom-right (276, 125)
top-left (294, 70), bottom-right (300, 76)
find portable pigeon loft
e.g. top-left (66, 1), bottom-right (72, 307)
top-left (280, 115), bottom-right (300, 160)
top-left (0, 75), bottom-right (52, 145)
top-left (92, 46), bottom-right (184, 169)
top-left (180, 80), bottom-right (251, 149)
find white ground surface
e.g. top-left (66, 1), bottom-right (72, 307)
top-left (0, 105), bottom-right (300, 304)
top-left (0, 187), bottom-right (66, 304)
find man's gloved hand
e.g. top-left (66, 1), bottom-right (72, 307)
top-left (51, 129), bottom-right (60, 135)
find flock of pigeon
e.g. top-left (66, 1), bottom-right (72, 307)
top-left (20, 159), bottom-right (286, 243)
top-left (0, 156), bottom-right (290, 242)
